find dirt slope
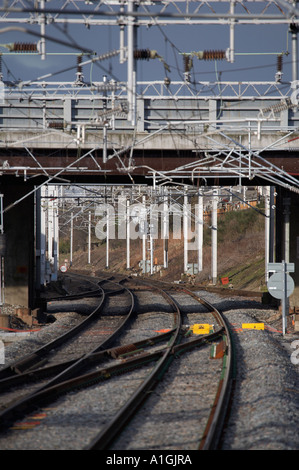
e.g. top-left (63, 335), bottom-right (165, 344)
top-left (68, 207), bottom-right (266, 292)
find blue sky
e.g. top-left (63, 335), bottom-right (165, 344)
top-left (0, 2), bottom-right (296, 86)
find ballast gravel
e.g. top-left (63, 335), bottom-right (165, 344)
top-left (0, 311), bottom-right (84, 370)
top-left (0, 289), bottom-right (298, 450)
top-left (197, 291), bottom-right (299, 450)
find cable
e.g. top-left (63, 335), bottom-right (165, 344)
top-left (1, 2), bottom-right (298, 194)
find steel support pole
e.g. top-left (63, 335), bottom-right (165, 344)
top-left (150, 232), bottom-right (154, 275)
top-left (39, 0), bottom-right (46, 60)
top-left (183, 188), bottom-right (188, 273)
top-left (70, 212), bottom-right (73, 267)
top-left (293, 30), bottom-right (298, 83)
top-left (106, 207), bottom-right (109, 269)
top-left (103, 125), bottom-right (108, 164)
top-left (197, 191), bottom-right (203, 272)
top-left (211, 188), bottom-right (218, 285)
top-left (149, 201), bottom-right (155, 275)
top-left (269, 186), bottom-right (275, 264)
top-left (291, 6), bottom-right (298, 83)
top-left (283, 196), bottom-right (291, 321)
top-left (44, 186), bottom-right (50, 283)
top-left (119, 5), bottom-right (126, 64)
top-left (283, 197), bottom-right (291, 263)
top-left (163, 188), bottom-right (169, 269)
top-left (88, 210), bottom-right (91, 265)
top-left (126, 199), bottom-right (130, 269)
top-left (47, 187), bottom-right (52, 267)
top-left (103, 75), bottom-right (108, 163)
top-left (142, 195), bottom-right (146, 273)
top-left (282, 260), bottom-right (287, 336)
top-left (265, 187), bottom-right (270, 283)
top-left (52, 186), bottom-right (59, 281)
top-left (230, 0), bottom-right (235, 63)
top-left (35, 187), bottom-right (42, 290)
top-left (127, 0), bottom-right (136, 126)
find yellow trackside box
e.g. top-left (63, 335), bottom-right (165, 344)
top-left (242, 323), bottom-right (264, 330)
top-left (191, 324), bottom-right (213, 335)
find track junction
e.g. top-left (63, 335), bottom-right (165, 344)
top-left (0, 270), bottom-right (298, 450)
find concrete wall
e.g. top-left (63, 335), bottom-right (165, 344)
top-left (2, 181), bottom-right (34, 307)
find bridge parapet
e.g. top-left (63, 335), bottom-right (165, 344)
top-left (1, 80), bottom-right (299, 135)
top-left (0, 80), bottom-right (298, 192)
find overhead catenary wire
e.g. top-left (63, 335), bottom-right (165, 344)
top-left (0, 1), bottom-right (298, 196)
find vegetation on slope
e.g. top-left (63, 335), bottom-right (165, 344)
top-left (60, 203), bottom-right (266, 292)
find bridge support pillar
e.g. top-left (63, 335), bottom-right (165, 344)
top-left (211, 187), bottom-right (218, 285)
top-left (2, 182), bottom-right (34, 308)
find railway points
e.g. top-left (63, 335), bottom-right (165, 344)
top-left (0, 271), bottom-right (297, 450)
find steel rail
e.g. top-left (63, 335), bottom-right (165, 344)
top-left (0, 327), bottom-right (225, 418)
top-left (37, 289), bottom-right (135, 391)
top-left (124, 277), bottom-right (235, 450)
top-left (0, 327), bottom-right (177, 393)
top-left (0, 344), bottom-right (171, 434)
top-left (86, 281), bottom-right (183, 450)
top-left (0, 274), bottom-right (234, 449)
top-left (81, 275), bottom-right (235, 450)
top-left (0, 277), bottom-right (105, 379)
top-left (0, 274), bottom-right (174, 432)
top-left (159, 281), bottom-right (235, 450)
top-left (0, 272), bottom-right (129, 380)
top-left (45, 277), bottom-right (134, 380)
top-left (0, 273), bottom-right (137, 429)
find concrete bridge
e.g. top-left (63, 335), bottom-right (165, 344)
top-left (0, 80), bottom-right (299, 187)
top-left (0, 79), bottom-right (298, 320)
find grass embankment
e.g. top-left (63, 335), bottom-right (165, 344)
top-left (205, 208), bottom-right (266, 291)
top-left (62, 204), bottom-right (266, 292)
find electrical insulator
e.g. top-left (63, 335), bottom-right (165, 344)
top-left (261, 99), bottom-right (292, 115)
top-left (134, 49), bottom-right (170, 72)
top-left (183, 56), bottom-right (193, 82)
top-left (75, 54), bottom-right (84, 84)
top-left (198, 50), bottom-right (227, 61)
top-left (77, 55), bottom-right (83, 74)
top-left (275, 54), bottom-right (283, 83)
top-left (183, 55), bottom-right (193, 72)
top-left (134, 49), bottom-right (150, 60)
top-left (277, 54), bottom-right (283, 72)
top-left (48, 121), bottom-right (64, 129)
top-left (98, 50), bottom-right (119, 61)
top-left (134, 49), bottom-right (158, 60)
top-left (11, 43), bottom-right (38, 53)
top-left (95, 101), bottom-right (129, 124)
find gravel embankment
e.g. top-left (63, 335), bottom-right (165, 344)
top-left (197, 291), bottom-right (299, 450)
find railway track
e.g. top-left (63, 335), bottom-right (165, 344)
top-left (0, 272), bottom-right (235, 450)
top-left (0, 273), bottom-right (135, 410)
